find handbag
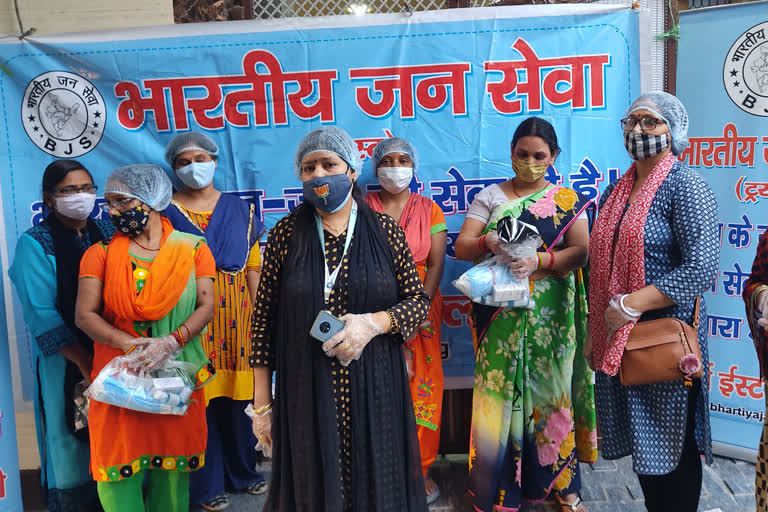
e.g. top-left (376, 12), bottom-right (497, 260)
top-left (619, 297), bottom-right (703, 386)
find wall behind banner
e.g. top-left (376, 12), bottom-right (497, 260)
top-left (0, 5), bottom-right (640, 414)
top-left (678, 1), bottom-right (768, 459)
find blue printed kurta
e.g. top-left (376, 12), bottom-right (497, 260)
top-left (594, 161), bottom-right (719, 475)
top-left (8, 219), bottom-right (114, 508)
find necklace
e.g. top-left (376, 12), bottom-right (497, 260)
top-left (322, 220), bottom-right (349, 235)
top-left (131, 237), bottom-right (160, 251)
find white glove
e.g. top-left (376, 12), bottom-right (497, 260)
top-left (322, 313), bottom-right (384, 366)
top-left (245, 403), bottom-right (273, 458)
top-left (507, 256), bottom-right (539, 280)
top-left (125, 335), bottom-right (181, 370)
top-left (605, 295), bottom-right (641, 333)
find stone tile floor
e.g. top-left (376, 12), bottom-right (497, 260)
top-left (191, 453), bottom-right (757, 511)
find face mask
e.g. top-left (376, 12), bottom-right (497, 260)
top-left (624, 131), bottom-right (670, 161)
top-left (377, 167), bottom-right (413, 194)
top-left (54, 192), bottom-right (96, 220)
top-left (303, 173), bottom-right (353, 213)
top-left (110, 206), bottom-right (150, 237)
top-left (512, 158), bottom-right (549, 183)
top-left (175, 161), bottom-right (215, 189)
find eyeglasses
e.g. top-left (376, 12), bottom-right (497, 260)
top-left (620, 117), bottom-right (666, 132)
top-left (100, 198), bottom-right (137, 213)
top-left (55, 184), bottom-right (97, 196)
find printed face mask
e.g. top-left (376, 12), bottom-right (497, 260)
top-left (55, 192), bottom-right (96, 220)
top-left (624, 131), bottom-right (670, 161)
top-left (303, 173), bottom-right (353, 213)
top-left (377, 166), bottom-right (413, 194)
top-left (175, 161), bottom-right (215, 189)
top-left (110, 206), bottom-right (150, 237)
top-left (511, 158), bottom-right (549, 183)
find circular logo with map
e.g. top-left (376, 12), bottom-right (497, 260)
top-left (21, 71), bottom-right (106, 157)
top-left (723, 21), bottom-right (768, 117)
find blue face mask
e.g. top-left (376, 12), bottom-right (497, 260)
top-left (175, 160), bottom-right (215, 190)
top-left (303, 173), bottom-right (353, 213)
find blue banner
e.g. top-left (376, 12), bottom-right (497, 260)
top-left (0, 3), bottom-right (640, 421)
top-left (0, 249), bottom-right (22, 511)
top-left (678, 3), bottom-right (768, 455)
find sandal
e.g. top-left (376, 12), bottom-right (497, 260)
top-left (200, 494), bottom-right (230, 512)
top-left (247, 480), bottom-right (268, 495)
top-left (555, 494), bottom-right (587, 512)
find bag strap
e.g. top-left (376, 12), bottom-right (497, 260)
top-left (692, 296), bottom-right (701, 329)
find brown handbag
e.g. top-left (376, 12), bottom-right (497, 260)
top-left (618, 297), bottom-right (703, 386)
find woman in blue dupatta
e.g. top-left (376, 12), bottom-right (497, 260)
top-left (163, 133), bottom-right (267, 511)
top-left (455, 117), bottom-right (597, 512)
top-left (9, 160), bottom-right (113, 511)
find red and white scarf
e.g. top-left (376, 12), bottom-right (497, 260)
top-left (589, 152), bottom-right (677, 375)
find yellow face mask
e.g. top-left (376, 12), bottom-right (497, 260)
top-left (511, 158), bottom-right (549, 183)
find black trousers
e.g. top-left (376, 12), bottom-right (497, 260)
top-left (637, 381), bottom-right (702, 512)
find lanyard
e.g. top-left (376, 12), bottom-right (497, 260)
top-left (314, 200), bottom-right (357, 304)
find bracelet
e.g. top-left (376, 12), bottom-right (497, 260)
top-left (546, 252), bottom-right (555, 271)
top-left (386, 310), bottom-right (399, 334)
top-left (180, 324), bottom-right (191, 344)
top-left (478, 234), bottom-right (489, 253)
top-left (618, 294), bottom-right (642, 318)
top-left (254, 402), bottom-right (272, 415)
top-left (536, 252), bottom-right (544, 270)
top-left (170, 330), bottom-right (183, 346)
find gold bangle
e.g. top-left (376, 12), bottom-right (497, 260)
top-left (254, 402), bottom-right (272, 415)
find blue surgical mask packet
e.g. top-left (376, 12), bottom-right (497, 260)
top-left (85, 356), bottom-right (196, 415)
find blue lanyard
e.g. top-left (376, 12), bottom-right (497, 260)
top-left (314, 200), bottom-right (357, 304)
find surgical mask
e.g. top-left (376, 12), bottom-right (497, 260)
top-left (512, 158), bottom-right (549, 183)
top-left (303, 173), bottom-right (353, 213)
top-left (624, 131), bottom-right (670, 161)
top-left (377, 167), bottom-right (413, 194)
top-left (54, 192), bottom-right (96, 220)
top-left (110, 206), bottom-right (150, 237)
top-left (175, 161), bottom-right (215, 189)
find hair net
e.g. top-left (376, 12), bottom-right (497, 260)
top-left (371, 137), bottom-right (418, 175)
top-left (164, 132), bottom-right (219, 166)
top-left (105, 164), bottom-right (173, 211)
top-left (626, 91), bottom-right (689, 156)
top-left (294, 126), bottom-right (359, 178)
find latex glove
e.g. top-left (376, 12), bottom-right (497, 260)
top-left (507, 256), bottom-right (539, 280)
top-left (126, 335), bottom-right (181, 370)
top-left (245, 404), bottom-right (273, 458)
top-left (322, 313), bottom-right (384, 366)
top-left (485, 231), bottom-right (504, 255)
top-left (757, 290), bottom-right (768, 314)
top-left (605, 295), bottom-right (641, 333)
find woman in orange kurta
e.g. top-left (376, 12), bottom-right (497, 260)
top-left (75, 164), bottom-right (215, 512)
top-left (365, 137), bottom-right (447, 504)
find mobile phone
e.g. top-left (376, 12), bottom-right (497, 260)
top-left (310, 310), bottom-right (346, 343)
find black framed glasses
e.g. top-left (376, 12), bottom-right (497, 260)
top-left (620, 116), bottom-right (666, 132)
top-left (55, 184), bottom-right (98, 196)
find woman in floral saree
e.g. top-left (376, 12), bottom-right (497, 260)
top-left (455, 117), bottom-right (597, 512)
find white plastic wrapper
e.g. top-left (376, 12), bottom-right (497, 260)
top-left (453, 215), bottom-right (543, 308)
top-left (85, 354), bottom-right (196, 416)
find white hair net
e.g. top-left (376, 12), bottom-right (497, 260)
top-left (371, 137), bottom-right (418, 176)
top-left (626, 91), bottom-right (689, 156)
top-left (105, 164), bottom-right (173, 211)
top-left (164, 132), bottom-right (219, 166)
top-left (294, 126), bottom-right (359, 179)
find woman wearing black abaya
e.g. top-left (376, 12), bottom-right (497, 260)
top-left (250, 126), bottom-right (430, 511)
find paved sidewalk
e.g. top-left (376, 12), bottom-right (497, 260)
top-left (193, 454), bottom-right (757, 511)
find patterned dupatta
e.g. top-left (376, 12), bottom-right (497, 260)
top-left (589, 151), bottom-right (677, 376)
